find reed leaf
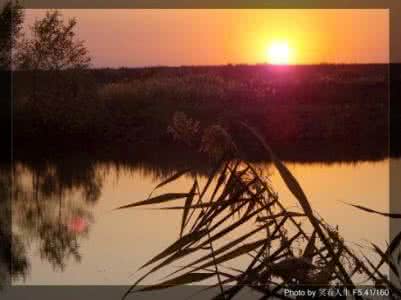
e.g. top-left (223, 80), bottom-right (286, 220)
top-left (115, 193), bottom-right (193, 210)
top-left (303, 230), bottom-right (317, 261)
top-left (157, 198), bottom-right (249, 210)
top-left (388, 231), bottom-right (401, 255)
top-left (371, 242), bottom-right (399, 278)
top-left (180, 180), bottom-right (198, 237)
top-left (341, 201), bottom-right (401, 218)
top-left (239, 123), bottom-right (313, 215)
top-left (240, 122), bottom-right (358, 291)
top-left (188, 156), bottom-right (227, 232)
top-left (367, 230), bottom-right (401, 281)
top-left (256, 212), bottom-right (305, 222)
top-left (153, 168), bottom-right (192, 191)
top-left (183, 238), bottom-right (270, 278)
top-left (165, 225), bottom-right (268, 279)
top-left (139, 229), bottom-right (208, 270)
top-left (202, 203), bottom-right (276, 250)
top-left (362, 254), bottom-right (401, 297)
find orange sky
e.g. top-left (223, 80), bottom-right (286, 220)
top-left (25, 9), bottom-right (389, 67)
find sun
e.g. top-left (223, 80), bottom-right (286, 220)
top-left (267, 41), bottom-right (292, 65)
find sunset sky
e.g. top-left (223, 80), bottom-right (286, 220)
top-left (24, 9), bottom-right (389, 67)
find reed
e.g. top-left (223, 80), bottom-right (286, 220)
top-left (117, 117), bottom-right (401, 299)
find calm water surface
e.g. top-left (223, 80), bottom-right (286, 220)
top-left (12, 158), bottom-right (393, 285)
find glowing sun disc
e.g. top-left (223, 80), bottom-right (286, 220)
top-left (267, 42), bottom-right (291, 65)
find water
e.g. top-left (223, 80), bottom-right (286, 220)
top-left (11, 157), bottom-right (393, 285)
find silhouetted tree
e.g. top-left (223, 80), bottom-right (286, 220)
top-left (16, 10), bottom-right (90, 70)
top-left (12, 10), bottom-right (97, 138)
top-left (0, 1), bottom-right (23, 70)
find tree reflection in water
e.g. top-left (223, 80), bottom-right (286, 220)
top-left (5, 151), bottom-right (210, 283)
top-left (2, 136), bottom-right (396, 285)
top-left (10, 159), bottom-right (103, 277)
top-left (0, 166), bottom-right (29, 286)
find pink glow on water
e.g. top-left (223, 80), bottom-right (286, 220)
top-left (69, 217), bottom-right (88, 234)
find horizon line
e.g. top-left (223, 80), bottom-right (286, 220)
top-left (90, 62), bottom-right (392, 69)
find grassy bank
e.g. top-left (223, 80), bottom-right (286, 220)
top-left (12, 64), bottom-right (391, 158)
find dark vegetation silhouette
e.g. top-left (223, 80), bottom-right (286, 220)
top-left (12, 64), bottom-right (391, 161)
top-left (117, 120), bottom-right (401, 299)
top-left (0, 1), bottom-right (25, 287)
top-left (0, 0), bottom-right (23, 70)
top-left (0, 165), bottom-right (29, 286)
top-left (12, 10), bottom-right (96, 153)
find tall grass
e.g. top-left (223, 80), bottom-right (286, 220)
top-left (116, 119), bottom-right (400, 299)
top-left (12, 65), bottom-right (389, 157)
